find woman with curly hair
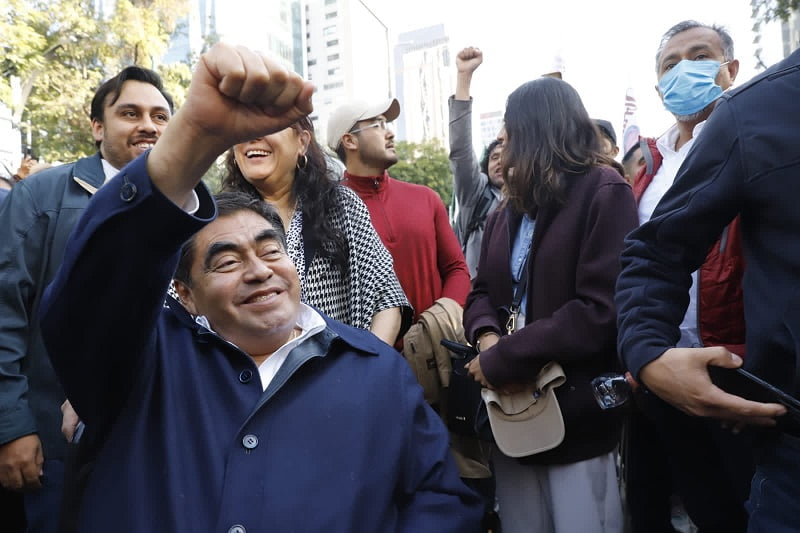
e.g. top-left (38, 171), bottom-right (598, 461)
top-left (222, 116), bottom-right (411, 343)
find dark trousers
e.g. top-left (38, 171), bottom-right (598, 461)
top-left (624, 407), bottom-right (677, 533)
top-left (634, 392), bottom-right (754, 533)
top-left (747, 432), bottom-right (800, 532)
top-left (23, 458), bottom-right (64, 533)
top-left (0, 486), bottom-right (26, 533)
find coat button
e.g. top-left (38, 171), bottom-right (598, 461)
top-left (242, 434), bottom-right (259, 449)
top-left (120, 181), bottom-right (137, 202)
top-left (228, 525), bottom-right (246, 533)
top-left (238, 369), bottom-right (253, 383)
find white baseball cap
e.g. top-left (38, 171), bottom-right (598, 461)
top-left (326, 98), bottom-right (400, 150)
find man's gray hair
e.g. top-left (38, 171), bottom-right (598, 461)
top-left (655, 20), bottom-right (734, 72)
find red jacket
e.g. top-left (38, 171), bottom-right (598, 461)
top-left (633, 138), bottom-right (746, 356)
top-left (343, 171), bottom-right (471, 322)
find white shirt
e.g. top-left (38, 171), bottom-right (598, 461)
top-left (195, 303), bottom-right (327, 391)
top-left (256, 304), bottom-right (327, 391)
top-left (637, 122), bottom-right (706, 348)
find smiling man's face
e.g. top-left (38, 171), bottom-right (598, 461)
top-left (176, 209), bottom-right (301, 357)
top-left (92, 80), bottom-right (171, 170)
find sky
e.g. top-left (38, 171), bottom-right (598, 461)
top-left (370, 0), bottom-right (785, 153)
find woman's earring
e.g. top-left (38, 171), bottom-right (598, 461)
top-left (297, 154), bottom-right (308, 170)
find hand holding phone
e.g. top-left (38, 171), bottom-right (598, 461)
top-left (708, 366), bottom-right (800, 434)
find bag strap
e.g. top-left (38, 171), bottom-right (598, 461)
top-left (462, 182), bottom-right (495, 251)
top-left (506, 235), bottom-right (532, 335)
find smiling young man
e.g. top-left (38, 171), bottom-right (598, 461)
top-left (39, 44), bottom-right (481, 533)
top-left (0, 66), bottom-right (172, 533)
top-left (328, 99), bottom-right (471, 327)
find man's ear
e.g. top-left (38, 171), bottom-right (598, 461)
top-left (91, 118), bottom-right (104, 144)
top-left (173, 280), bottom-right (199, 316)
top-left (340, 133), bottom-right (359, 151)
top-left (727, 58), bottom-right (740, 85)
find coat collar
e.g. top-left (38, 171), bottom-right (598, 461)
top-left (343, 170), bottom-right (390, 194)
top-left (165, 295), bottom-right (381, 359)
top-left (72, 153), bottom-right (106, 195)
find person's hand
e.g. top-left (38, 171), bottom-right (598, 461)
top-left (465, 332), bottom-right (499, 388)
top-left (13, 155), bottom-right (37, 181)
top-left (180, 42), bottom-right (314, 150)
top-left (465, 354), bottom-right (494, 389)
top-left (640, 346), bottom-right (787, 425)
top-left (61, 400), bottom-right (81, 442)
top-left (0, 434), bottom-right (44, 491)
top-left (147, 43), bottom-right (315, 205)
top-left (456, 47), bottom-right (483, 74)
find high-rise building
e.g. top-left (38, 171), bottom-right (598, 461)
top-left (304, 0), bottom-right (392, 138)
top-left (394, 24), bottom-right (452, 147)
top-left (782, 10), bottom-right (800, 57)
top-left (164, 0), bottom-right (298, 72)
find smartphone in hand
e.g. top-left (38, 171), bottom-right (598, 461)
top-left (708, 366), bottom-right (800, 432)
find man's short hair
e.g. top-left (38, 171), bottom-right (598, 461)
top-left (622, 142), bottom-right (642, 164)
top-left (174, 192), bottom-right (286, 287)
top-left (90, 66), bottom-right (174, 148)
top-left (655, 20), bottom-right (734, 72)
top-left (480, 139), bottom-right (502, 175)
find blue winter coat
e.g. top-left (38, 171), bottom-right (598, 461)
top-left (0, 153), bottom-right (105, 458)
top-left (617, 48), bottom-right (800, 394)
top-left (39, 154), bottom-right (482, 532)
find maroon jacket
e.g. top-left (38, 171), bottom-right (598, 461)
top-left (464, 165), bottom-right (638, 465)
top-left (633, 138), bottom-right (746, 356)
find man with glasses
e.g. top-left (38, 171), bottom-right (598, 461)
top-left (327, 99), bottom-right (470, 328)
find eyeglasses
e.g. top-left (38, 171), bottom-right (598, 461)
top-left (349, 118), bottom-right (388, 134)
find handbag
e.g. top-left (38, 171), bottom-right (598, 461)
top-left (480, 221), bottom-right (567, 457)
top-left (481, 361), bottom-right (566, 457)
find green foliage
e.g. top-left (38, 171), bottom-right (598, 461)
top-left (751, 0), bottom-right (800, 23)
top-left (751, 0), bottom-right (800, 67)
top-left (201, 156), bottom-right (226, 194)
top-left (0, 0), bottom-right (189, 161)
top-left (390, 140), bottom-right (453, 206)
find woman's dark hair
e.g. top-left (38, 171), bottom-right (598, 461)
top-left (220, 116), bottom-right (349, 273)
top-left (502, 77), bottom-right (614, 214)
top-left (480, 139), bottom-right (502, 175)
top-left (174, 192), bottom-right (286, 287)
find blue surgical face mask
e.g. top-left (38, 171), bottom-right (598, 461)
top-left (658, 59), bottom-right (729, 116)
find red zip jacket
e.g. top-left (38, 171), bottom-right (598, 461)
top-left (343, 171), bottom-right (471, 321)
top-left (633, 138), bottom-right (746, 356)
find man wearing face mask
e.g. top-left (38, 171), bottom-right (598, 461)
top-left (623, 20), bottom-right (753, 533)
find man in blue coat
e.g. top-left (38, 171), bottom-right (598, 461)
top-left (39, 43), bottom-right (481, 533)
top-left (617, 47), bottom-right (800, 531)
